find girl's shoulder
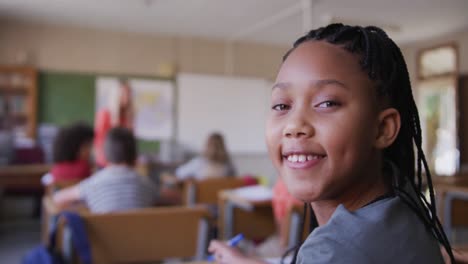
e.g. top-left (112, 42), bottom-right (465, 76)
top-left (298, 197), bottom-right (444, 263)
top-left (297, 233), bottom-right (369, 263)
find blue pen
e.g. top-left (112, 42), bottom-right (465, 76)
top-left (207, 233), bottom-right (244, 262)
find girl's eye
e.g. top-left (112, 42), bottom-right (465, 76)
top-left (316, 101), bottom-right (340, 108)
top-left (272, 104), bottom-right (290, 111)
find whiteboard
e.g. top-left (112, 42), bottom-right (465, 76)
top-left (177, 73), bottom-right (272, 154)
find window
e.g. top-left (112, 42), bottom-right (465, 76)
top-left (417, 44), bottom-right (458, 176)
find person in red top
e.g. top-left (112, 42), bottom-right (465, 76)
top-left (272, 178), bottom-right (302, 247)
top-left (51, 122), bottom-right (94, 182)
top-left (94, 79), bottom-right (134, 167)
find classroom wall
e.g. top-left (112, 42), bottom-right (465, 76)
top-left (0, 20), bottom-right (287, 80)
top-left (0, 19), bottom-right (284, 179)
top-left (401, 27), bottom-right (468, 170)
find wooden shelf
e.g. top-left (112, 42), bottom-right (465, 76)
top-left (0, 86), bottom-right (29, 92)
top-left (0, 114), bottom-right (27, 123)
top-left (0, 65), bottom-right (37, 139)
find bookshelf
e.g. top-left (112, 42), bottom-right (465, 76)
top-left (0, 65), bottom-right (38, 139)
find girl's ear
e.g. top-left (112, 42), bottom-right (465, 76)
top-left (375, 108), bottom-right (401, 149)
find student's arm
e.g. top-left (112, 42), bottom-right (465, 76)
top-left (160, 172), bottom-right (180, 186)
top-left (53, 185), bottom-right (81, 209)
top-left (174, 157), bottom-right (201, 180)
top-left (208, 240), bottom-right (266, 264)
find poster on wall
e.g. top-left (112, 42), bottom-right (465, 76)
top-left (95, 77), bottom-right (174, 140)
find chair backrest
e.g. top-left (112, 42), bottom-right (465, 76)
top-left (66, 206), bottom-right (210, 264)
top-left (442, 189), bottom-right (468, 243)
top-left (183, 177), bottom-right (245, 205)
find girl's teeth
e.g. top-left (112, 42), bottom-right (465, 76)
top-left (287, 154), bottom-right (320, 163)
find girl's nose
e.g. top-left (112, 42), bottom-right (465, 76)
top-left (283, 111), bottom-right (314, 138)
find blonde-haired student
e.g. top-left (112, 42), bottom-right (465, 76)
top-left (175, 132), bottom-right (236, 180)
top-left (208, 23), bottom-right (453, 264)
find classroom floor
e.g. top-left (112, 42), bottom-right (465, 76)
top-left (0, 196), bottom-right (41, 263)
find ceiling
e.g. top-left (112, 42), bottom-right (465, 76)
top-left (0, 0), bottom-right (467, 46)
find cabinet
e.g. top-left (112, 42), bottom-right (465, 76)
top-left (0, 65), bottom-right (38, 139)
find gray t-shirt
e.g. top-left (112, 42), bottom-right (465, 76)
top-left (297, 196), bottom-right (444, 264)
top-left (79, 165), bottom-right (158, 213)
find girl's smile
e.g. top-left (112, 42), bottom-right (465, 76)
top-left (282, 149), bottom-right (327, 170)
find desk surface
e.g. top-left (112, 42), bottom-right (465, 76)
top-left (433, 175), bottom-right (468, 186)
top-left (0, 163), bottom-right (50, 173)
top-left (436, 184), bottom-right (468, 193)
top-left (0, 164), bottom-right (50, 187)
top-left (218, 187), bottom-right (275, 240)
top-left (219, 186), bottom-right (272, 211)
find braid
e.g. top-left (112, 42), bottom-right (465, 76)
top-left (283, 23), bottom-right (455, 263)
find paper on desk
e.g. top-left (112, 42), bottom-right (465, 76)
top-left (230, 185), bottom-right (273, 202)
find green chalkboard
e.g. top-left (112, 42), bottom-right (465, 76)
top-left (38, 71), bottom-right (95, 125)
top-left (37, 71), bottom-right (161, 154)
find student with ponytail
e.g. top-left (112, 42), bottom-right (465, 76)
top-left (208, 23), bottom-right (453, 264)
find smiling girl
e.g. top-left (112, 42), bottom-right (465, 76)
top-left (208, 24), bottom-right (453, 264)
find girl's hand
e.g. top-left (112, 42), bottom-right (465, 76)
top-left (208, 240), bottom-right (252, 264)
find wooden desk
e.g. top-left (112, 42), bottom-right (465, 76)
top-left (218, 187), bottom-right (275, 241)
top-left (0, 164), bottom-right (50, 216)
top-left (0, 164), bottom-right (50, 188)
top-left (433, 175), bottom-right (468, 186)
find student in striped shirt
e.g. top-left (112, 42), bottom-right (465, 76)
top-left (53, 127), bottom-right (158, 213)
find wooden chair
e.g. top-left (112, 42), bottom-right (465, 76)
top-left (217, 188), bottom-right (276, 241)
top-left (61, 206), bottom-right (211, 264)
top-left (441, 189), bottom-right (468, 244)
top-left (182, 177), bottom-right (245, 206)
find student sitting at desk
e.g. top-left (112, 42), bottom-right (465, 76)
top-left (50, 122), bottom-right (94, 183)
top-left (53, 127), bottom-right (159, 213)
top-left (272, 178), bottom-right (302, 248)
top-left (175, 132), bottom-right (236, 180)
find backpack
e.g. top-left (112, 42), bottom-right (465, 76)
top-left (22, 211), bottom-right (92, 264)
